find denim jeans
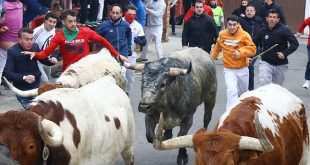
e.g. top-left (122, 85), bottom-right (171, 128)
top-left (16, 95), bottom-right (34, 109)
top-left (305, 46), bottom-right (310, 80)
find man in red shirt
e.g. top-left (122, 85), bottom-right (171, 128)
top-left (297, 17), bottom-right (310, 89)
top-left (23, 10), bottom-right (128, 71)
top-left (183, 0), bottom-right (213, 23)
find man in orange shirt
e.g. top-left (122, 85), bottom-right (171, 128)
top-left (211, 15), bottom-right (256, 110)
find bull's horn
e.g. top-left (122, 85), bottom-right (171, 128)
top-left (2, 77), bottom-right (38, 97)
top-left (125, 63), bottom-right (145, 71)
top-left (38, 118), bottom-right (63, 147)
top-left (239, 136), bottom-right (265, 151)
top-left (159, 135), bottom-right (193, 150)
top-left (168, 62), bottom-right (191, 76)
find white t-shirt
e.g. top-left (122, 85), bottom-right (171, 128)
top-left (129, 20), bottom-right (145, 53)
top-left (33, 24), bottom-right (55, 50)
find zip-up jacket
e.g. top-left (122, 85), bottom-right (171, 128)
top-left (97, 19), bottom-right (132, 57)
top-left (254, 23), bottom-right (299, 66)
top-left (239, 16), bottom-right (263, 38)
top-left (182, 14), bottom-right (218, 53)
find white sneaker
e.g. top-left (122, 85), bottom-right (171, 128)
top-left (302, 80), bottom-right (310, 89)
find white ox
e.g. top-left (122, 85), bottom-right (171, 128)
top-left (0, 76), bottom-right (135, 165)
top-left (4, 48), bottom-right (125, 97)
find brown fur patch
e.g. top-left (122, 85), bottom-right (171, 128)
top-left (31, 101), bottom-right (65, 125)
top-left (38, 83), bottom-right (64, 95)
top-left (105, 115), bottom-right (110, 122)
top-left (113, 117), bottom-right (121, 129)
top-left (65, 111), bottom-right (81, 148)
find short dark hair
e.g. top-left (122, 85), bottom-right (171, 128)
top-left (246, 4), bottom-right (256, 10)
top-left (110, 4), bottom-right (123, 12)
top-left (126, 5), bottom-right (137, 11)
top-left (18, 28), bottom-right (33, 38)
top-left (267, 9), bottom-right (279, 18)
top-left (44, 12), bottom-right (58, 20)
top-left (195, 0), bottom-right (204, 5)
top-left (226, 15), bottom-right (239, 23)
top-left (61, 10), bottom-right (77, 20)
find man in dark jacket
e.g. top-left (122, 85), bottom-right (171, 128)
top-left (3, 28), bottom-right (55, 109)
top-left (254, 9), bottom-right (298, 86)
top-left (239, 4), bottom-right (262, 90)
top-left (259, 0), bottom-right (286, 24)
top-left (97, 4), bottom-right (132, 57)
top-left (182, 0), bottom-right (217, 53)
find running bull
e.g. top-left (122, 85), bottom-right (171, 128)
top-left (129, 47), bottom-right (217, 165)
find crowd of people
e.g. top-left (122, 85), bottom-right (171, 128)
top-left (0, 0), bottom-right (308, 110)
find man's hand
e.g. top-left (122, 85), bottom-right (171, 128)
top-left (277, 52), bottom-right (285, 59)
top-left (48, 57), bottom-right (58, 64)
top-left (23, 75), bottom-right (36, 84)
top-left (22, 51), bottom-right (36, 60)
top-left (119, 54), bottom-right (129, 63)
top-left (0, 26), bottom-right (8, 33)
top-left (232, 50), bottom-right (241, 59)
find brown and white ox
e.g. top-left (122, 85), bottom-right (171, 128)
top-left (3, 48), bottom-right (125, 97)
top-left (0, 76), bottom-right (135, 165)
top-left (157, 84), bottom-right (310, 165)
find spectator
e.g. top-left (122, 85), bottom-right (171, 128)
top-left (137, 0), bottom-right (166, 62)
top-left (259, 0), bottom-right (286, 24)
top-left (209, 0), bottom-right (224, 32)
top-left (211, 15), bottom-right (256, 110)
top-left (296, 17), bottom-right (310, 89)
top-left (0, 0), bottom-right (23, 87)
top-left (169, 0), bottom-right (177, 35)
top-left (239, 4), bottom-right (263, 90)
top-left (232, 0), bottom-right (248, 18)
top-left (254, 9), bottom-right (298, 86)
top-left (97, 4), bottom-right (132, 58)
top-left (182, 0), bottom-right (217, 53)
top-left (3, 28), bottom-right (55, 109)
top-left (23, 10), bottom-right (128, 71)
top-left (21, 0), bottom-right (49, 26)
top-left (79, 0), bottom-right (99, 24)
top-left (129, 0), bottom-right (146, 26)
top-left (33, 12), bottom-right (58, 82)
top-left (183, 0), bottom-right (213, 23)
top-left (124, 5), bottom-right (145, 93)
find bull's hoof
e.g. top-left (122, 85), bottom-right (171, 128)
top-left (163, 129), bottom-right (173, 140)
top-left (146, 134), bottom-right (153, 143)
top-left (177, 149), bottom-right (188, 165)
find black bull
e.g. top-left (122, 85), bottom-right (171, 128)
top-left (130, 48), bottom-right (217, 165)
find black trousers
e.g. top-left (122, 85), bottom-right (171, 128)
top-left (79, 0), bottom-right (99, 23)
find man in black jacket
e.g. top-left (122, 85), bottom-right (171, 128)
top-left (182, 0), bottom-right (217, 53)
top-left (254, 9), bottom-right (298, 86)
top-left (3, 28), bottom-right (56, 109)
top-left (259, 0), bottom-right (286, 24)
top-left (239, 4), bottom-right (262, 90)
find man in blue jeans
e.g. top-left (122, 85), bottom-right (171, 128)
top-left (3, 28), bottom-right (56, 109)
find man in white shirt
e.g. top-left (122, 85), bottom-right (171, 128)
top-left (33, 12), bottom-right (58, 82)
top-left (137, 0), bottom-right (166, 62)
top-left (124, 5), bottom-right (146, 94)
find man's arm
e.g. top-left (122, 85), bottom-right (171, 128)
top-left (238, 34), bottom-right (257, 58)
top-left (182, 21), bottom-right (189, 47)
top-left (34, 33), bottom-right (61, 60)
top-left (3, 49), bottom-right (24, 83)
top-left (145, 3), bottom-right (166, 17)
top-left (126, 25), bottom-right (132, 56)
top-left (282, 28), bottom-right (299, 57)
top-left (89, 29), bottom-right (119, 57)
top-left (298, 18), bottom-right (310, 33)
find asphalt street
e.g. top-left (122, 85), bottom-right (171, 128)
top-left (0, 26), bottom-right (309, 165)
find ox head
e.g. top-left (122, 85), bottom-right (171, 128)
top-left (0, 109), bottom-right (63, 164)
top-left (130, 58), bottom-right (192, 113)
top-left (158, 129), bottom-right (273, 165)
top-left (3, 77), bottom-right (64, 97)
